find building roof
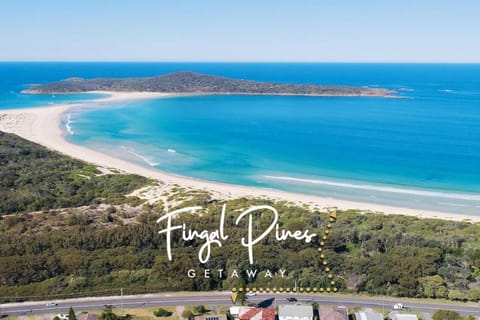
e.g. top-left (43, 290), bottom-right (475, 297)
top-left (278, 305), bottom-right (313, 319)
top-left (355, 312), bottom-right (383, 320)
top-left (231, 307), bottom-right (253, 317)
top-left (230, 307), bottom-right (241, 316)
top-left (239, 308), bottom-right (275, 320)
top-left (390, 314), bottom-right (419, 320)
top-left (319, 307), bottom-right (348, 320)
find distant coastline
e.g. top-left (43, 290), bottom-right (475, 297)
top-left (22, 71), bottom-right (394, 97)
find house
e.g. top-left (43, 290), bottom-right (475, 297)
top-left (230, 307), bottom-right (275, 320)
top-left (242, 308), bottom-right (275, 320)
top-left (278, 305), bottom-right (313, 320)
top-left (230, 307), bottom-right (249, 320)
top-left (319, 306), bottom-right (348, 320)
top-left (389, 314), bottom-right (419, 320)
top-left (354, 312), bottom-right (383, 320)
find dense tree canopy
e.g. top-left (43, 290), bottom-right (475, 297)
top-left (0, 131), bottom-right (149, 214)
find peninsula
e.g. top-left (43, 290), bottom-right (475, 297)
top-left (23, 71), bottom-right (392, 97)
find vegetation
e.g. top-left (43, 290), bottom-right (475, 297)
top-left (432, 310), bottom-right (462, 320)
top-left (153, 308), bottom-right (172, 317)
top-left (24, 71), bottom-right (391, 97)
top-left (100, 305), bottom-right (131, 320)
top-left (2, 188), bottom-right (480, 302)
top-left (192, 305), bottom-right (209, 315)
top-left (0, 131), bottom-right (149, 215)
top-left (180, 310), bottom-right (194, 320)
top-left (68, 307), bottom-right (77, 320)
top-left (177, 305), bottom-right (209, 320)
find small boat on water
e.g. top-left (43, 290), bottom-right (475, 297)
top-left (167, 148), bottom-right (176, 153)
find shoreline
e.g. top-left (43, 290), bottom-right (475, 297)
top-left (23, 89), bottom-right (399, 98)
top-left (1, 91), bottom-right (479, 222)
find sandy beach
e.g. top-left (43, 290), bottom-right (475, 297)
top-left (1, 91), bottom-right (478, 222)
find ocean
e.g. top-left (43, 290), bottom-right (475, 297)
top-left (1, 62), bottom-right (480, 215)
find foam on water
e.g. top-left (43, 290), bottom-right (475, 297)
top-left (65, 114), bottom-right (75, 135)
top-left (120, 146), bottom-right (160, 167)
top-left (263, 176), bottom-right (480, 201)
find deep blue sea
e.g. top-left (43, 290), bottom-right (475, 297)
top-left (1, 62), bottom-right (480, 215)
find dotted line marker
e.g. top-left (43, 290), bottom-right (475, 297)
top-left (231, 209), bottom-right (339, 294)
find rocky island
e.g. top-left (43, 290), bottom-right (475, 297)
top-left (23, 71), bottom-right (393, 97)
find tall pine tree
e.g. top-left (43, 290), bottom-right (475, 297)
top-left (68, 307), bottom-right (77, 320)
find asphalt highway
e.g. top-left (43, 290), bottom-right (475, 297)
top-left (1, 293), bottom-right (479, 317)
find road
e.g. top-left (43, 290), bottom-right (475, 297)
top-left (1, 292), bottom-right (479, 317)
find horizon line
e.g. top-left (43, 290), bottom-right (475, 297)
top-left (1, 60), bottom-right (480, 64)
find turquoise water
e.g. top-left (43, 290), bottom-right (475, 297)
top-left (1, 63), bottom-right (480, 215)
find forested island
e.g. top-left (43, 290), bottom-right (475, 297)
top-left (22, 71), bottom-right (392, 97)
top-left (1, 131), bottom-right (480, 303)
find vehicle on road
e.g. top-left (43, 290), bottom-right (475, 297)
top-left (46, 302), bottom-right (58, 307)
top-left (246, 291), bottom-right (257, 297)
top-left (286, 297), bottom-right (298, 302)
top-left (393, 303), bottom-right (409, 310)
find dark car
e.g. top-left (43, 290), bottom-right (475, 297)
top-left (286, 297), bottom-right (298, 302)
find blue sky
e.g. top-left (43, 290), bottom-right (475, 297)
top-left (0, 0), bottom-right (479, 62)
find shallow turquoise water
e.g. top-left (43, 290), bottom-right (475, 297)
top-left (1, 63), bottom-right (480, 214)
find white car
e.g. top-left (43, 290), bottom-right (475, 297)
top-left (246, 291), bottom-right (257, 297)
top-left (46, 302), bottom-right (58, 307)
top-left (393, 303), bottom-right (408, 310)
